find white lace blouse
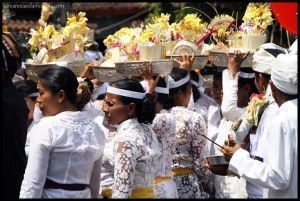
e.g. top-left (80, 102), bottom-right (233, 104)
top-left (112, 118), bottom-right (161, 198)
top-left (169, 106), bottom-right (210, 181)
top-left (19, 111), bottom-right (105, 198)
top-left (152, 109), bottom-right (176, 177)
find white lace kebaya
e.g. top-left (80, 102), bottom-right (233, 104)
top-left (112, 118), bottom-right (161, 198)
top-left (170, 106), bottom-right (211, 198)
top-left (152, 109), bottom-right (179, 198)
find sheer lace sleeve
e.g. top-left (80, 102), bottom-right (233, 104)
top-left (112, 134), bottom-right (139, 198)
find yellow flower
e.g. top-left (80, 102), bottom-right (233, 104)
top-left (245, 94), bottom-right (269, 126)
top-left (175, 14), bottom-right (207, 43)
top-left (242, 3), bottom-right (273, 31)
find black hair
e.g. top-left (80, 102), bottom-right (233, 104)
top-left (154, 75), bottom-right (172, 110)
top-left (86, 41), bottom-right (99, 52)
top-left (254, 71), bottom-right (271, 82)
top-left (190, 70), bottom-right (201, 102)
top-left (83, 77), bottom-right (94, 93)
top-left (238, 77), bottom-right (259, 95)
top-left (39, 67), bottom-right (90, 110)
top-left (238, 68), bottom-right (258, 94)
top-left (110, 78), bottom-right (156, 124)
top-left (96, 93), bottom-right (106, 101)
top-left (169, 67), bottom-right (190, 107)
top-left (14, 79), bottom-right (38, 101)
top-left (276, 88), bottom-right (298, 101)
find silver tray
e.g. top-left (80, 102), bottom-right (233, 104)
top-left (62, 60), bottom-right (86, 77)
top-left (206, 155), bottom-right (229, 166)
top-left (166, 55), bottom-right (209, 69)
top-left (25, 60), bottom-right (86, 82)
top-left (25, 63), bottom-right (57, 82)
top-left (92, 66), bottom-right (124, 82)
top-left (115, 59), bottom-right (173, 77)
top-left (209, 50), bottom-right (254, 68)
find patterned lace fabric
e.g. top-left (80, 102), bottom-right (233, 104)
top-left (169, 106), bottom-right (211, 198)
top-left (112, 118), bottom-right (161, 198)
top-left (152, 109), bottom-right (179, 198)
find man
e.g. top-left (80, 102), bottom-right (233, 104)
top-left (222, 53), bottom-right (298, 198)
top-left (233, 43), bottom-right (287, 198)
top-left (1, 32), bottom-right (29, 198)
top-left (212, 51), bottom-right (258, 198)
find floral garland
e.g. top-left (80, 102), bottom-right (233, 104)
top-left (245, 93), bottom-right (269, 126)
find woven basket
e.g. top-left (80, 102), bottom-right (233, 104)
top-left (115, 59), bottom-right (173, 77)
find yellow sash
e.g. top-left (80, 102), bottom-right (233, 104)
top-left (101, 187), bottom-right (154, 198)
top-left (101, 188), bottom-right (112, 198)
top-left (154, 176), bottom-right (172, 185)
top-left (172, 167), bottom-right (194, 176)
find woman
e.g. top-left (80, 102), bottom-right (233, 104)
top-left (149, 76), bottom-right (179, 198)
top-left (102, 72), bottom-right (160, 198)
top-left (139, 67), bottom-right (179, 198)
top-left (19, 67), bottom-right (105, 198)
top-left (168, 67), bottom-right (211, 198)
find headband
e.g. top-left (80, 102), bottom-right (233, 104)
top-left (168, 74), bottom-right (190, 89)
top-left (106, 86), bottom-right (145, 99)
top-left (239, 72), bottom-right (255, 79)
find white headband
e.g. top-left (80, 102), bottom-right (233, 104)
top-left (239, 72), bottom-right (255, 79)
top-left (168, 74), bottom-right (190, 89)
top-left (155, 86), bottom-right (169, 94)
top-left (190, 80), bottom-right (199, 87)
top-left (106, 86), bottom-right (145, 99)
top-left (140, 80), bottom-right (169, 94)
top-left (28, 92), bottom-right (39, 97)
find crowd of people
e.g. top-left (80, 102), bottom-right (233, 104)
top-left (1, 30), bottom-right (298, 199)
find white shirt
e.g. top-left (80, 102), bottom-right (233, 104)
top-left (229, 99), bottom-right (298, 198)
top-left (82, 100), bottom-right (104, 120)
top-left (20, 111), bottom-right (105, 198)
top-left (214, 118), bottom-right (248, 198)
top-left (214, 69), bottom-right (248, 198)
top-left (221, 70), bottom-right (245, 122)
top-left (231, 85), bottom-right (279, 198)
